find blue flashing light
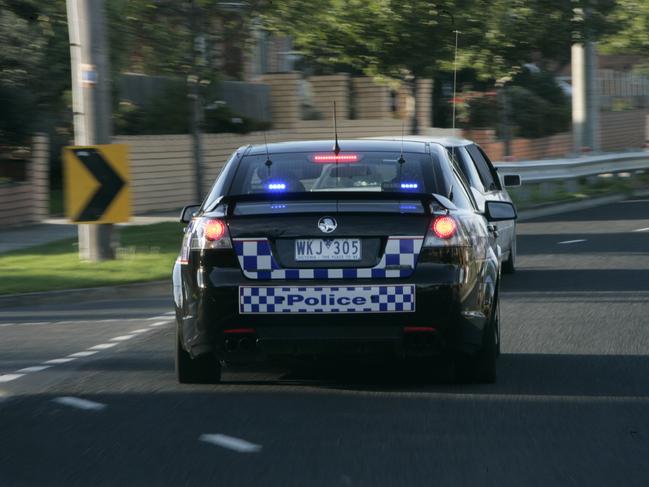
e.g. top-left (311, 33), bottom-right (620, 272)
top-left (266, 182), bottom-right (287, 191)
top-left (399, 204), bottom-right (418, 211)
top-left (270, 204), bottom-right (287, 210)
top-left (400, 182), bottom-right (419, 190)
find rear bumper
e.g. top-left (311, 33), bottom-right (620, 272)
top-left (175, 264), bottom-right (490, 360)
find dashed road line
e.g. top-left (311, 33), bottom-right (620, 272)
top-left (17, 365), bottom-right (52, 373)
top-left (89, 343), bottom-right (118, 350)
top-left (52, 396), bottom-right (106, 411)
top-left (110, 334), bottom-right (136, 342)
top-left (45, 357), bottom-right (77, 365)
top-left (68, 350), bottom-right (99, 358)
top-left (199, 434), bottom-right (262, 453)
top-left (0, 374), bottom-right (25, 383)
top-left (558, 239), bottom-right (587, 245)
top-left (149, 321), bottom-right (169, 328)
top-left (632, 227), bottom-right (649, 232)
top-left (0, 317), bottom-right (171, 383)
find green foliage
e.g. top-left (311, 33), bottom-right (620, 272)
top-left (601, 0), bottom-right (649, 54)
top-left (0, 85), bottom-right (36, 146)
top-left (508, 85), bottom-right (570, 138)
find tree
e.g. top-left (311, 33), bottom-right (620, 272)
top-left (601, 0), bottom-right (649, 55)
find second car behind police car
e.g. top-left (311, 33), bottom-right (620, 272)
top-left (173, 139), bottom-right (517, 384)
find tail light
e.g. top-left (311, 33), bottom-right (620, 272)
top-left (191, 217), bottom-right (232, 250)
top-left (423, 215), bottom-right (465, 248)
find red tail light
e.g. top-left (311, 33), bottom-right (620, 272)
top-left (204, 219), bottom-right (226, 241)
top-left (431, 216), bottom-right (457, 239)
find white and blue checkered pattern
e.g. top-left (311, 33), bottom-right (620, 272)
top-left (239, 285), bottom-right (415, 314)
top-left (233, 237), bottom-right (423, 280)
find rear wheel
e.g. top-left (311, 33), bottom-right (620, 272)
top-left (455, 298), bottom-right (499, 384)
top-left (176, 329), bottom-right (222, 384)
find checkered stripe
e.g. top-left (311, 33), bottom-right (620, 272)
top-left (233, 237), bottom-right (423, 280)
top-left (239, 285), bottom-right (415, 314)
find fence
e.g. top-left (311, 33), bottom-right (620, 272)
top-left (0, 135), bottom-right (49, 226)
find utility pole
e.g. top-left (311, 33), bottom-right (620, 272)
top-left (572, 6), bottom-right (600, 153)
top-left (189, 0), bottom-right (205, 203)
top-left (66, 0), bottom-right (115, 261)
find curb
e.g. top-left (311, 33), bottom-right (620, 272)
top-left (0, 280), bottom-right (171, 309)
top-left (517, 189), bottom-right (649, 222)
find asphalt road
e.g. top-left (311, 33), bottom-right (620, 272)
top-left (1, 198), bottom-right (648, 486)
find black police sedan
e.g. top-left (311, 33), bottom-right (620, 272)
top-left (173, 139), bottom-right (517, 384)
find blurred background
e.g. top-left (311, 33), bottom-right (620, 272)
top-left (1, 0), bottom-right (648, 290)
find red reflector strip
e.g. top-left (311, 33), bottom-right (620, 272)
top-left (312, 153), bottom-right (359, 163)
top-left (403, 326), bottom-right (437, 333)
top-left (223, 328), bottom-right (256, 334)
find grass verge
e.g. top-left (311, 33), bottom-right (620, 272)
top-left (0, 222), bottom-right (183, 295)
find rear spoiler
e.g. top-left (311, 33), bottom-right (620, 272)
top-left (214, 191), bottom-right (456, 215)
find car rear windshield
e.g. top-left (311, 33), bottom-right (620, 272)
top-left (227, 151), bottom-right (442, 196)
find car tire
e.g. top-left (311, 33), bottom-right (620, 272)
top-left (502, 238), bottom-right (516, 274)
top-left (176, 330), bottom-right (222, 384)
top-left (455, 298), bottom-right (499, 384)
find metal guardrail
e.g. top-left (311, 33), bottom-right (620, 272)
top-left (495, 151), bottom-right (649, 183)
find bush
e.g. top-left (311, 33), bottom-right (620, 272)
top-left (0, 84), bottom-right (36, 147)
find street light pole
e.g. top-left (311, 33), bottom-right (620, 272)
top-left (189, 0), bottom-right (205, 203)
top-left (66, 0), bottom-right (115, 261)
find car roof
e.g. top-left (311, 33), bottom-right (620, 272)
top-left (367, 135), bottom-right (474, 148)
top-left (246, 139), bottom-right (433, 155)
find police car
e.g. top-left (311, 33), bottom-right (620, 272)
top-left (173, 139), bottom-right (516, 384)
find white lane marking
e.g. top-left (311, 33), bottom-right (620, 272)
top-left (110, 334), bottom-right (136, 342)
top-left (17, 365), bottom-right (52, 373)
top-left (44, 357), bottom-right (77, 365)
top-left (149, 321), bottom-right (169, 327)
top-left (199, 434), bottom-right (262, 453)
top-left (558, 239), bottom-right (587, 245)
top-left (0, 374), bottom-right (25, 383)
top-left (149, 315), bottom-right (170, 321)
top-left (632, 227), bottom-right (649, 232)
top-left (130, 328), bottom-right (150, 334)
top-left (89, 343), bottom-right (117, 350)
top-left (68, 350), bottom-right (99, 358)
top-left (53, 396), bottom-right (106, 411)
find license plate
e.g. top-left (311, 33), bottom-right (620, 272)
top-left (239, 285), bottom-right (415, 314)
top-left (295, 239), bottom-right (361, 261)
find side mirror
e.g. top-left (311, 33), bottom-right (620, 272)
top-left (180, 204), bottom-right (201, 224)
top-left (485, 201), bottom-right (517, 222)
top-left (503, 174), bottom-right (521, 187)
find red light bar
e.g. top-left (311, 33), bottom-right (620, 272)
top-left (312, 153), bottom-right (359, 163)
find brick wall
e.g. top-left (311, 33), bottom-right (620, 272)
top-left (464, 129), bottom-right (572, 162)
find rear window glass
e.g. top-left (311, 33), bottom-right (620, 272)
top-left (228, 151), bottom-right (442, 196)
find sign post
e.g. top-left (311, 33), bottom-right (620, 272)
top-left (66, 0), bottom-right (118, 261)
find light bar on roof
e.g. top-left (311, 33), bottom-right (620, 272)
top-left (311, 153), bottom-right (360, 163)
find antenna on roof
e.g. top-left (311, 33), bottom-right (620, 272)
top-left (333, 101), bottom-right (340, 155)
top-left (452, 30), bottom-right (461, 137)
top-left (263, 131), bottom-right (272, 173)
top-left (398, 120), bottom-right (405, 164)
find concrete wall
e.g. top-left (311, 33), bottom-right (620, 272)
top-left (0, 135), bottom-right (49, 226)
top-left (351, 77), bottom-right (392, 119)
